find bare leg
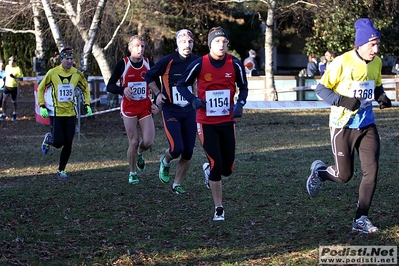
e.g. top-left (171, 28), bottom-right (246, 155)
top-left (123, 116), bottom-right (139, 172)
top-left (174, 158), bottom-right (190, 184)
top-left (209, 180), bottom-right (223, 206)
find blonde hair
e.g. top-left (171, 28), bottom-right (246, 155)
top-left (128, 35), bottom-right (145, 46)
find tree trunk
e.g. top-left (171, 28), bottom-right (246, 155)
top-left (41, 0), bottom-right (65, 50)
top-left (81, 0), bottom-right (107, 78)
top-left (265, 0), bottom-right (278, 101)
top-left (31, 0), bottom-right (46, 75)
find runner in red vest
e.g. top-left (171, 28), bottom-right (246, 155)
top-left (177, 26), bottom-right (248, 221)
top-left (107, 35), bottom-right (159, 184)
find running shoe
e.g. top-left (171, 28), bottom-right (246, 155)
top-left (159, 156), bottom-right (170, 183)
top-left (57, 170), bottom-right (68, 178)
top-left (213, 207), bottom-right (225, 221)
top-left (306, 160), bottom-right (326, 197)
top-left (0, 114), bottom-right (6, 121)
top-left (128, 173), bottom-right (139, 184)
top-left (11, 113), bottom-right (16, 121)
top-left (136, 154), bottom-right (146, 171)
top-left (202, 163), bottom-right (210, 189)
top-left (352, 216), bottom-right (379, 234)
top-left (172, 186), bottom-right (187, 194)
top-left (41, 133), bottom-right (52, 154)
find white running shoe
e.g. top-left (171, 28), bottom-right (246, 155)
top-left (202, 163), bottom-right (210, 189)
top-left (352, 216), bottom-right (379, 234)
top-left (213, 206), bottom-right (225, 221)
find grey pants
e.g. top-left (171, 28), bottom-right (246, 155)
top-left (318, 124), bottom-right (380, 218)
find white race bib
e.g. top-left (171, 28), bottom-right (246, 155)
top-left (57, 84), bottom-right (74, 102)
top-left (350, 80), bottom-right (375, 108)
top-left (205, 89), bottom-right (230, 116)
top-left (172, 86), bottom-right (192, 107)
top-left (129, 81), bottom-right (147, 100)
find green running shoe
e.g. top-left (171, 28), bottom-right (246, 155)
top-left (128, 173), bottom-right (139, 184)
top-left (159, 156), bottom-right (170, 183)
top-left (136, 154), bottom-right (146, 171)
top-left (172, 186), bottom-right (187, 194)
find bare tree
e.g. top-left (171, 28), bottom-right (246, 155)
top-left (263, 0), bottom-right (277, 100)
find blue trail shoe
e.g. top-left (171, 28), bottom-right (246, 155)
top-left (41, 133), bottom-right (52, 154)
top-left (306, 160), bottom-right (326, 197)
top-left (57, 170), bottom-right (69, 178)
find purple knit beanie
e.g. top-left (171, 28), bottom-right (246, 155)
top-left (354, 18), bottom-right (381, 47)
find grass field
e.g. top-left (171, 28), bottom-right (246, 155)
top-left (0, 84), bottom-right (398, 265)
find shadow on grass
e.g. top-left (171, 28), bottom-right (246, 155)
top-left (1, 97), bottom-right (398, 265)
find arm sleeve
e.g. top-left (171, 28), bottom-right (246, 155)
top-left (81, 75), bottom-right (90, 105)
top-left (315, 83), bottom-right (340, 106)
top-left (374, 85), bottom-right (384, 101)
top-left (233, 57), bottom-right (248, 104)
top-left (106, 60), bottom-right (125, 94)
top-left (145, 57), bottom-right (167, 84)
top-left (176, 60), bottom-right (202, 103)
top-left (37, 72), bottom-right (50, 106)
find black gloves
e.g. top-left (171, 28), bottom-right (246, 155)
top-left (338, 96), bottom-right (360, 111)
top-left (10, 73), bottom-right (16, 79)
top-left (376, 94), bottom-right (392, 109)
top-left (231, 102), bottom-right (244, 118)
top-left (191, 97), bottom-right (206, 110)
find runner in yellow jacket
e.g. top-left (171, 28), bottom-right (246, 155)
top-left (37, 48), bottom-right (92, 178)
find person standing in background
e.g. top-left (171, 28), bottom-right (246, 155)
top-left (38, 48), bottom-right (92, 178)
top-left (325, 50), bottom-right (336, 68)
top-left (107, 35), bottom-right (159, 184)
top-left (177, 26), bottom-right (248, 221)
top-left (0, 59), bottom-right (5, 112)
top-left (243, 49), bottom-right (259, 76)
top-left (306, 54), bottom-right (319, 77)
top-left (306, 18), bottom-right (391, 234)
top-left (0, 56), bottom-right (24, 121)
top-left (145, 29), bottom-right (199, 194)
top-left (318, 56), bottom-right (327, 76)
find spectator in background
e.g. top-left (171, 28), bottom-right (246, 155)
top-left (0, 56), bottom-right (24, 121)
top-left (244, 61), bottom-right (259, 77)
top-left (0, 59), bottom-right (5, 112)
top-left (318, 56), bottom-right (327, 76)
top-left (325, 50), bottom-right (335, 68)
top-left (306, 54), bottom-right (319, 77)
top-left (244, 49), bottom-right (259, 76)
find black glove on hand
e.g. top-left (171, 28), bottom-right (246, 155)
top-left (10, 73), bottom-right (16, 79)
top-left (191, 97), bottom-right (206, 110)
top-left (231, 102), bottom-right (244, 119)
top-left (338, 96), bottom-right (360, 111)
top-left (377, 94), bottom-right (392, 109)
